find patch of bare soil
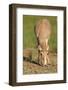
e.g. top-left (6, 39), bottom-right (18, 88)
top-left (23, 49), bottom-right (57, 74)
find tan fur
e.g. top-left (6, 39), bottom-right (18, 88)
top-left (35, 19), bottom-right (51, 66)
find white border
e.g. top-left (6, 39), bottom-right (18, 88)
top-left (16, 8), bottom-right (64, 82)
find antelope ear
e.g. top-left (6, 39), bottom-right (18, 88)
top-left (38, 45), bottom-right (42, 51)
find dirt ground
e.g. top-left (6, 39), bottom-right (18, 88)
top-left (23, 49), bottom-right (57, 75)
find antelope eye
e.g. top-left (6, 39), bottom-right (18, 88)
top-left (40, 51), bottom-right (43, 55)
top-left (40, 52), bottom-right (42, 55)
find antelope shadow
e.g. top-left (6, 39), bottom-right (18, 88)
top-left (23, 56), bottom-right (41, 66)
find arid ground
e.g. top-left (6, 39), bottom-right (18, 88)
top-left (23, 49), bottom-right (57, 74)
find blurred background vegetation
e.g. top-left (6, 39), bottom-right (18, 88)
top-left (23, 15), bottom-right (57, 53)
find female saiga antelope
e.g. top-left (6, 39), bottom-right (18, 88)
top-left (35, 19), bottom-right (51, 66)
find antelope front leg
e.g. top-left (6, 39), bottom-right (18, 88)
top-left (46, 39), bottom-right (49, 53)
top-left (45, 39), bottom-right (50, 65)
